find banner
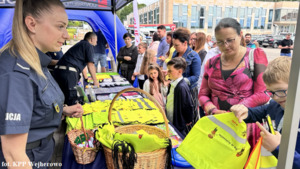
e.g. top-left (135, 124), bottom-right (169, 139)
top-left (0, 0), bottom-right (128, 11)
top-left (132, 0), bottom-right (140, 46)
top-left (0, 0), bottom-right (15, 7)
top-left (62, 0), bottom-right (110, 10)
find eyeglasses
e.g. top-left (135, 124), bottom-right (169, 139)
top-left (216, 38), bottom-right (236, 46)
top-left (191, 38), bottom-right (197, 41)
top-left (264, 90), bottom-right (287, 98)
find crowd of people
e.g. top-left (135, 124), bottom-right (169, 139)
top-left (116, 19), bottom-right (299, 168)
top-left (0, 0), bottom-right (298, 168)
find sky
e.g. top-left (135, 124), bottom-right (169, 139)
top-left (137, 0), bottom-right (158, 6)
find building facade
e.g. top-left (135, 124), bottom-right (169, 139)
top-left (126, 0), bottom-right (299, 35)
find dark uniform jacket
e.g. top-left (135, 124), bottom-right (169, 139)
top-left (0, 48), bottom-right (64, 165)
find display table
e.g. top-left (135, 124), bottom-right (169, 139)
top-left (85, 72), bottom-right (142, 101)
top-left (63, 86), bottom-right (194, 168)
top-left (61, 124), bottom-right (194, 169)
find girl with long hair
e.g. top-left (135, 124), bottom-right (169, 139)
top-left (140, 49), bottom-right (157, 76)
top-left (194, 32), bottom-right (207, 63)
top-left (143, 64), bottom-right (168, 109)
top-left (162, 32), bottom-right (176, 70)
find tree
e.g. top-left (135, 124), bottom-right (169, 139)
top-left (117, 2), bottom-right (146, 23)
top-left (68, 21), bottom-right (83, 27)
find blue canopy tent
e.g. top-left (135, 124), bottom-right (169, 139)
top-left (66, 9), bottom-right (127, 60)
top-left (0, 8), bottom-right (127, 61)
top-left (0, 0), bottom-right (132, 61)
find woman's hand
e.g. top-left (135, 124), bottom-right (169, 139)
top-left (63, 103), bottom-right (83, 118)
top-left (214, 109), bottom-right (227, 114)
top-left (256, 122), bottom-right (281, 152)
top-left (124, 56), bottom-right (131, 61)
top-left (230, 104), bottom-right (249, 123)
top-left (131, 75), bottom-right (135, 81)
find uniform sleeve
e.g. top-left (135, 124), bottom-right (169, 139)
top-left (85, 44), bottom-right (95, 63)
top-left (199, 59), bottom-right (216, 114)
top-left (0, 72), bottom-right (33, 135)
top-left (240, 48), bottom-right (270, 108)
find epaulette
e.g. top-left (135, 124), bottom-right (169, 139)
top-left (13, 57), bottom-right (31, 76)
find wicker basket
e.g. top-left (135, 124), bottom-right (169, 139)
top-left (67, 116), bottom-right (99, 164)
top-left (104, 88), bottom-right (170, 169)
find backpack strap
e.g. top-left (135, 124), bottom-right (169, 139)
top-left (249, 49), bottom-right (255, 77)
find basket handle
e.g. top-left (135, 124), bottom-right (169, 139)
top-left (80, 116), bottom-right (89, 142)
top-left (108, 88), bottom-right (169, 136)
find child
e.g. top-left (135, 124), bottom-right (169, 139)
top-left (132, 42), bottom-right (147, 89)
top-left (162, 32), bottom-right (175, 70)
top-left (143, 64), bottom-right (168, 110)
top-left (166, 57), bottom-right (194, 136)
top-left (231, 56), bottom-right (300, 169)
top-left (140, 49), bottom-right (157, 76)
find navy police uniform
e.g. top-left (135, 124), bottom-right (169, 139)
top-left (53, 40), bottom-right (94, 105)
top-left (0, 48), bottom-right (64, 168)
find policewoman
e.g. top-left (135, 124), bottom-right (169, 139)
top-left (0, 0), bottom-right (83, 168)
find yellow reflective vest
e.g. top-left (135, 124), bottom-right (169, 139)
top-left (245, 137), bottom-right (277, 169)
top-left (177, 112), bottom-right (250, 169)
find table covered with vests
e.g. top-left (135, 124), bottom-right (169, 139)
top-left (61, 73), bottom-right (192, 169)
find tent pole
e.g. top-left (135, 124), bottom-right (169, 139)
top-left (277, 3), bottom-right (300, 169)
top-left (113, 1), bottom-right (118, 62)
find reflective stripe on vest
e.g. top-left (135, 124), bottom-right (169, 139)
top-left (260, 146), bottom-right (277, 169)
top-left (132, 99), bottom-right (144, 109)
top-left (140, 98), bottom-right (154, 109)
top-left (244, 137), bottom-right (277, 169)
top-left (117, 111), bottom-right (124, 123)
top-left (207, 115), bottom-right (247, 144)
